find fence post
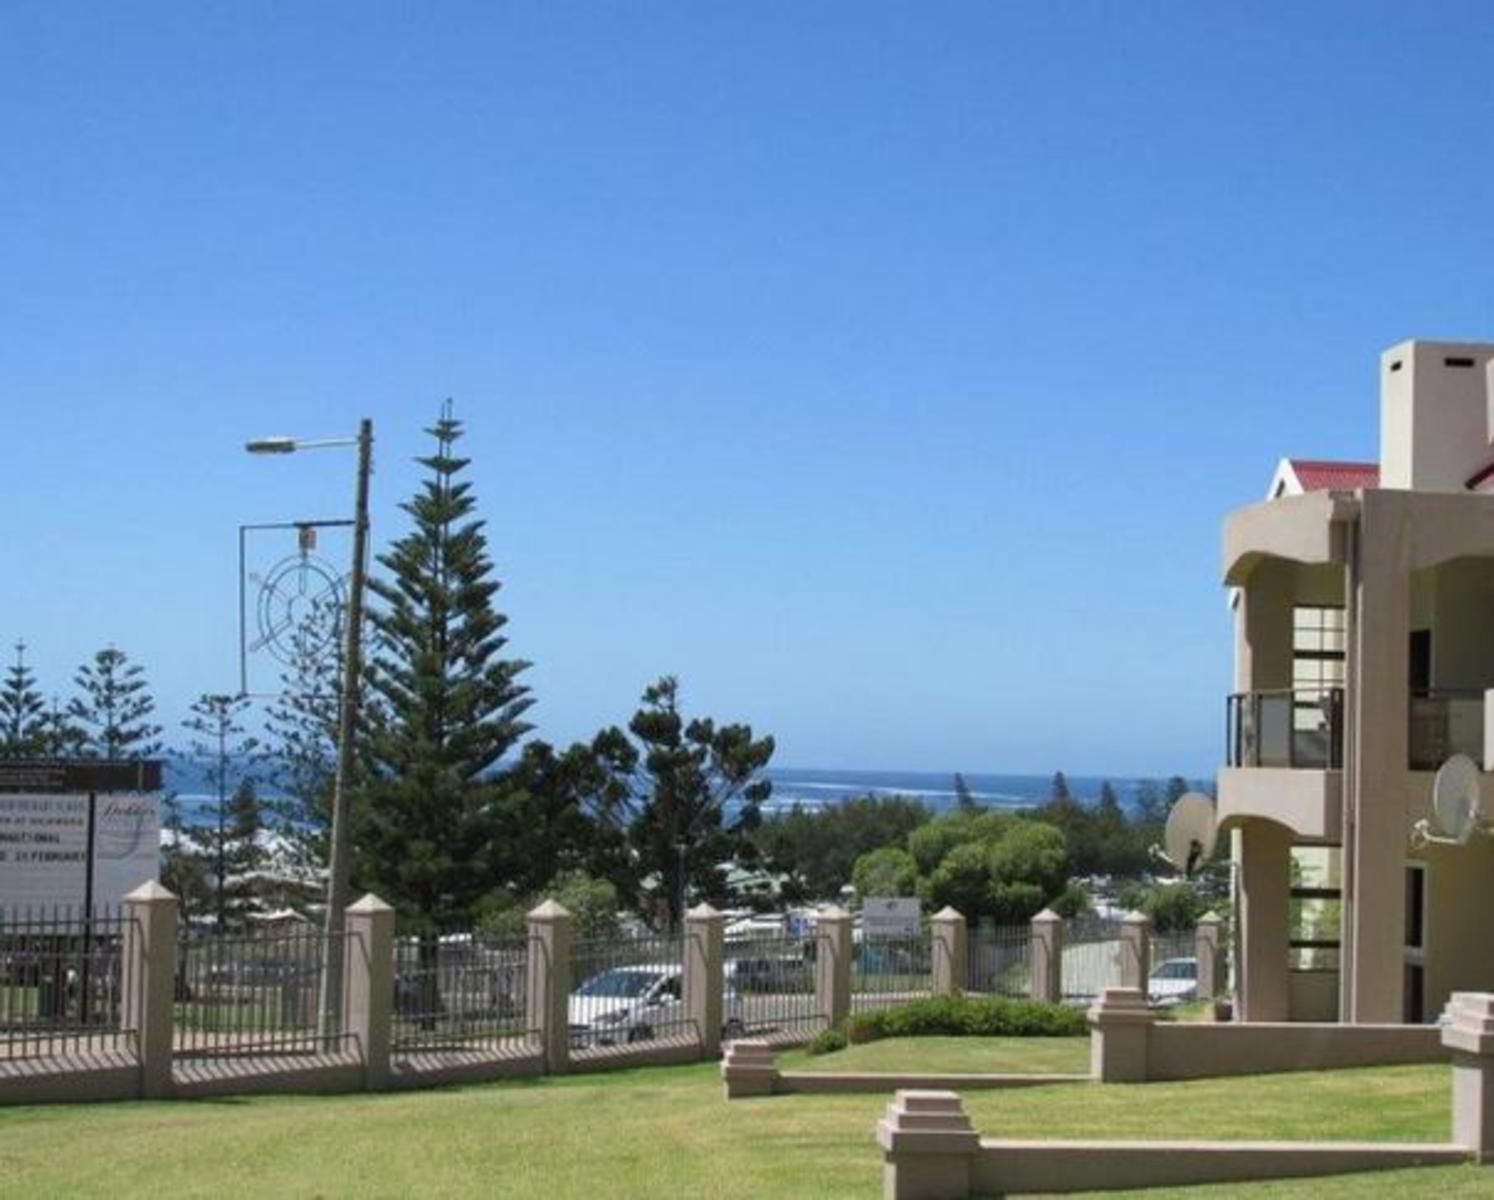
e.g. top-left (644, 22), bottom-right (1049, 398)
top-left (1444, 992), bottom-right (1494, 1161)
top-left (685, 902), bottom-right (725, 1059)
top-left (122, 880), bottom-right (178, 1100)
top-left (344, 893), bottom-right (394, 1089)
top-left (1195, 911), bottom-right (1222, 1002)
top-left (816, 906), bottom-right (853, 1030)
top-left (1120, 910), bottom-right (1151, 992)
top-left (1029, 908), bottom-right (1063, 1004)
top-left (877, 1089), bottom-right (980, 1200)
top-left (931, 907), bottom-right (967, 998)
top-left (1088, 987), bottom-right (1154, 1082)
top-left (526, 899), bottom-right (572, 1075)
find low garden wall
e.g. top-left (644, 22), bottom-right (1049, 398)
top-left (1089, 988), bottom-right (1445, 1082)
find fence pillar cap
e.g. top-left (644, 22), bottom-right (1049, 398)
top-left (930, 906), bottom-right (965, 924)
top-left (1122, 909), bottom-right (1151, 926)
top-left (346, 892), bottom-right (393, 915)
top-left (1031, 907), bottom-right (1062, 925)
top-left (818, 904), bottom-right (852, 922)
top-left (685, 902), bottom-right (723, 922)
top-left (1087, 986), bottom-right (1154, 1026)
top-left (527, 898), bottom-right (573, 922)
top-left (1443, 992), bottom-right (1494, 1056)
top-left (124, 880), bottom-right (177, 904)
top-left (876, 1089), bottom-right (979, 1155)
top-left (1197, 910), bottom-right (1223, 926)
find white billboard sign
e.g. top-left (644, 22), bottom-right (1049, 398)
top-left (862, 897), bottom-right (921, 940)
top-left (0, 793), bottom-right (159, 912)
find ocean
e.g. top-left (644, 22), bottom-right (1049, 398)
top-left (761, 768), bottom-right (1157, 816)
top-left (166, 762), bottom-right (1175, 825)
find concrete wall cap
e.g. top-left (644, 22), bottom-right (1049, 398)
top-left (684, 902), bottom-right (722, 921)
top-left (527, 898), bottom-right (573, 921)
top-left (124, 880), bottom-right (178, 903)
top-left (1122, 910), bottom-right (1151, 926)
top-left (818, 905), bottom-right (852, 921)
top-left (931, 906), bottom-right (965, 923)
top-left (1197, 911), bottom-right (1223, 926)
top-left (346, 893), bottom-right (394, 915)
top-left (1031, 908), bottom-right (1063, 924)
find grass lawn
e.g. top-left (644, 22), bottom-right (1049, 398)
top-left (781, 1036), bottom-right (1090, 1075)
top-left (0, 1042), bottom-right (1488, 1198)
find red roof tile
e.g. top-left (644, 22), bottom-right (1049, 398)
top-left (1288, 459), bottom-right (1380, 492)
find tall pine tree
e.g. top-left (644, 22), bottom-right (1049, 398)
top-left (359, 405), bottom-right (534, 931)
top-left (261, 598), bottom-right (344, 883)
top-left (68, 646), bottom-right (162, 759)
top-left (181, 693), bottom-right (260, 930)
top-left (621, 675), bottom-right (774, 930)
top-left (0, 641), bottom-right (46, 757)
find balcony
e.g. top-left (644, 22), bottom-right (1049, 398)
top-left (1227, 688), bottom-right (1343, 770)
top-left (1227, 687), bottom-right (1487, 773)
top-left (1409, 690), bottom-right (1485, 771)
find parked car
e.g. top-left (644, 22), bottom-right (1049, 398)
top-left (727, 954), bottom-right (813, 994)
top-left (1148, 957), bottom-right (1199, 1006)
top-left (568, 964), bottom-right (745, 1047)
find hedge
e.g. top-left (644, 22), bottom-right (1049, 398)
top-left (807, 994), bottom-right (1086, 1054)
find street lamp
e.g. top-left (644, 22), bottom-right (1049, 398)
top-left (247, 419), bottom-right (372, 1038)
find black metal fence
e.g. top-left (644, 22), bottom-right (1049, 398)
top-left (174, 923), bottom-right (348, 1060)
top-left (568, 930), bottom-right (690, 1063)
top-left (0, 906), bottom-right (136, 1062)
top-left (850, 926), bottom-right (933, 1014)
top-left (1061, 916), bottom-right (1124, 1003)
top-left (966, 925), bottom-right (1030, 998)
top-left (723, 931), bottom-right (824, 1045)
top-left (391, 931), bottom-right (532, 1058)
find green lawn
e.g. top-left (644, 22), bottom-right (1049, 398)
top-left (781, 1035), bottom-right (1090, 1075)
top-left (0, 1043), bottom-right (1487, 1198)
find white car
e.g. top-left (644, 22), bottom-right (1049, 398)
top-left (568, 963), bottom-right (746, 1047)
top-left (1148, 957), bottom-right (1199, 1006)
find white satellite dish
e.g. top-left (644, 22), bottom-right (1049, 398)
top-left (1163, 792), bottom-right (1218, 877)
top-left (1431, 754), bottom-right (1482, 845)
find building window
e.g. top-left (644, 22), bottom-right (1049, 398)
top-left (1290, 846), bottom-right (1341, 972)
top-left (1292, 606), bottom-right (1345, 693)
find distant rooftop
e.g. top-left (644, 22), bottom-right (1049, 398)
top-left (1269, 457), bottom-right (1380, 499)
top-left (1288, 459), bottom-right (1380, 492)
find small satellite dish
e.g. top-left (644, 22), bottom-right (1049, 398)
top-left (1163, 792), bottom-right (1218, 876)
top-left (1432, 754), bottom-right (1482, 845)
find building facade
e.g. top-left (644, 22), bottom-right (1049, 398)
top-left (1221, 339), bottom-right (1494, 1024)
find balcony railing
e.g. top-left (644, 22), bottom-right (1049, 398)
top-left (1409, 689), bottom-right (1485, 771)
top-left (1227, 688), bottom-right (1343, 770)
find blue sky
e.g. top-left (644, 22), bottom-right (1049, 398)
top-left (3, 3), bottom-right (1493, 776)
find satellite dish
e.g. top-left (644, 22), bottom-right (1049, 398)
top-left (1163, 792), bottom-right (1218, 876)
top-left (1432, 754), bottom-right (1482, 844)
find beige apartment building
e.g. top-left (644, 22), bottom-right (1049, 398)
top-left (1221, 339), bottom-right (1494, 1025)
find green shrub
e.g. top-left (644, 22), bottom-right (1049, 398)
top-left (836, 994), bottom-right (1086, 1046)
top-left (807, 1027), bottom-right (849, 1056)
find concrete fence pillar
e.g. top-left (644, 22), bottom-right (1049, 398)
top-left (721, 1038), bottom-right (779, 1099)
top-left (877, 1089), bottom-right (980, 1199)
top-left (1029, 908), bottom-right (1063, 1004)
top-left (344, 893), bottom-right (394, 1089)
top-left (122, 880), bottom-right (178, 1099)
top-left (1196, 911), bottom-right (1223, 1002)
top-left (685, 902), bottom-right (725, 1058)
top-left (1088, 987), bottom-right (1155, 1082)
top-left (1120, 910), bottom-right (1151, 992)
top-left (526, 899), bottom-right (573, 1075)
top-left (930, 907), bottom-right (967, 998)
top-left (1443, 992), bottom-right (1494, 1161)
top-left (816, 906), bottom-right (853, 1030)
